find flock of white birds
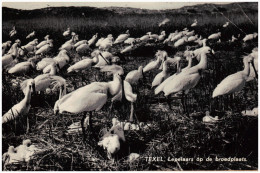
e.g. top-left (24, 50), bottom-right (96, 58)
top-left (2, 19), bottom-right (258, 163)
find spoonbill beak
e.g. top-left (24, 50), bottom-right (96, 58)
top-left (210, 49), bottom-right (216, 59)
top-left (251, 61), bottom-right (258, 79)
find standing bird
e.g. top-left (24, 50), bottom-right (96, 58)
top-left (2, 41), bottom-right (12, 56)
top-left (125, 66), bottom-right (144, 85)
top-left (158, 47), bottom-right (214, 111)
top-left (36, 35), bottom-right (50, 49)
top-left (152, 57), bottom-right (181, 88)
top-left (114, 30), bottom-right (130, 44)
top-left (63, 27), bottom-right (71, 37)
top-left (208, 32), bottom-right (221, 40)
top-left (95, 37), bottom-right (105, 47)
top-left (74, 40), bottom-right (88, 48)
top-left (158, 31), bottom-right (166, 42)
top-left (76, 43), bottom-right (90, 54)
top-left (191, 19), bottom-right (198, 27)
top-left (21, 39), bottom-right (38, 53)
top-left (2, 79), bottom-right (35, 133)
top-left (9, 26), bottom-right (17, 38)
top-left (99, 35), bottom-right (114, 50)
top-left (54, 65), bottom-right (125, 141)
top-left (143, 51), bottom-right (165, 73)
top-left (26, 31), bottom-right (35, 39)
top-left (35, 39), bottom-right (53, 55)
top-left (139, 32), bottom-right (151, 42)
top-left (88, 33), bottom-right (98, 46)
top-left (247, 48), bottom-right (258, 82)
top-left (213, 56), bottom-right (254, 98)
top-left (2, 42), bottom-right (20, 68)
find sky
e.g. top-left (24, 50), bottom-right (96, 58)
top-left (2, 1), bottom-right (233, 10)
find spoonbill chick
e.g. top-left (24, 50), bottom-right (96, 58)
top-left (212, 56), bottom-right (254, 98)
top-left (120, 42), bottom-right (135, 54)
top-left (26, 31), bottom-right (35, 39)
top-left (140, 32), bottom-right (151, 42)
top-left (3, 146), bottom-right (24, 166)
top-left (2, 79), bottom-right (35, 133)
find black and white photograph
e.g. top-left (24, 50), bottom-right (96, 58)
top-left (1, 1), bottom-right (258, 171)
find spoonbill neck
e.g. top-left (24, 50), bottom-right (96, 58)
top-left (196, 53), bottom-right (208, 70)
top-left (108, 74), bottom-right (122, 96)
top-left (243, 59), bottom-right (251, 76)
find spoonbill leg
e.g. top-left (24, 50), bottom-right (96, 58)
top-left (166, 95), bottom-right (172, 110)
top-left (129, 102), bottom-right (134, 122)
top-left (26, 114), bottom-right (30, 134)
top-left (81, 114), bottom-right (87, 142)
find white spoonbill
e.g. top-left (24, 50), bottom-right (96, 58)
top-left (243, 33), bottom-right (258, 42)
top-left (92, 50), bottom-right (113, 67)
top-left (158, 31), bottom-right (166, 42)
top-left (212, 56), bottom-right (254, 98)
top-left (186, 30), bottom-right (195, 37)
top-left (67, 51), bottom-right (100, 73)
top-left (88, 33), bottom-right (98, 46)
top-left (139, 32), bottom-right (151, 42)
top-left (124, 38), bottom-right (136, 45)
top-left (208, 32), bottom-right (221, 40)
top-left (35, 39), bottom-right (53, 55)
top-left (2, 79), bottom-right (35, 133)
top-left (21, 39), bottom-right (38, 53)
top-left (152, 57), bottom-right (181, 88)
top-left (76, 43), bottom-right (90, 54)
top-left (191, 19), bottom-right (197, 27)
top-left (8, 58), bottom-right (36, 74)
top-left (36, 58), bottom-right (56, 71)
top-left (59, 34), bottom-right (79, 51)
top-left (7, 39), bottom-right (21, 54)
top-left (99, 35), bottom-right (114, 50)
top-left (2, 41), bottom-right (12, 56)
top-left (125, 66), bottom-right (144, 85)
top-left (247, 48), bottom-right (258, 82)
top-left (43, 62), bottom-right (60, 74)
top-left (159, 47), bottom-right (214, 110)
top-left (174, 36), bottom-right (188, 48)
top-left (54, 65), bottom-right (124, 140)
top-left (21, 74), bottom-right (66, 95)
top-left (26, 31), bottom-right (35, 39)
top-left (43, 50), bottom-right (70, 73)
top-left (158, 18), bottom-right (170, 27)
top-left (120, 42), bottom-right (135, 54)
top-left (143, 51), bottom-right (165, 73)
top-left (95, 37), bottom-right (105, 47)
top-left (63, 27), bottom-right (71, 37)
top-left (74, 40), bottom-right (88, 48)
top-left (114, 30), bottom-right (130, 44)
top-left (9, 26), bottom-right (17, 38)
top-left (36, 35), bottom-right (50, 49)
top-left (2, 42), bottom-right (20, 68)
top-left (223, 22), bottom-right (229, 28)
